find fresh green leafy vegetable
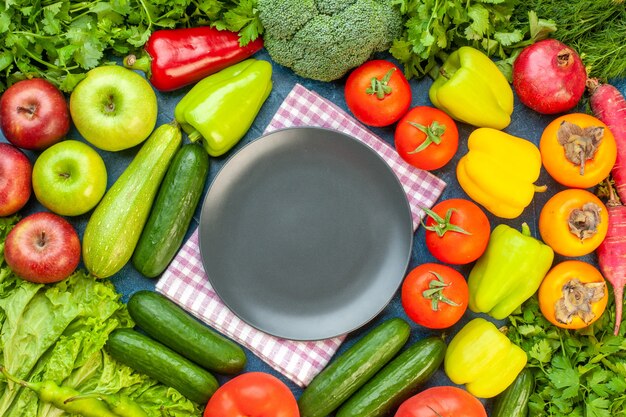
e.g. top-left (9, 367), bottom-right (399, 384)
top-left (0, 0), bottom-right (262, 92)
top-left (389, 0), bottom-right (555, 80)
top-left (513, 0), bottom-right (626, 80)
top-left (506, 295), bottom-right (626, 417)
top-left (0, 217), bottom-right (201, 416)
top-left (211, 0), bottom-right (264, 47)
top-left (257, 0), bottom-right (403, 82)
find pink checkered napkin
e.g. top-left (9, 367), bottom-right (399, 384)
top-left (156, 84), bottom-right (446, 388)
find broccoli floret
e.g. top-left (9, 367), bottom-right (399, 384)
top-left (258, 0), bottom-right (403, 82)
top-left (257, 0), bottom-right (318, 41)
top-left (314, 0), bottom-right (357, 15)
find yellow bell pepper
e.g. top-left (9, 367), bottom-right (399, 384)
top-left (456, 128), bottom-right (544, 219)
top-left (429, 46), bottom-right (513, 130)
top-left (444, 318), bottom-right (528, 398)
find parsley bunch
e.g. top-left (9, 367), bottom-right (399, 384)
top-left (506, 296), bottom-right (626, 417)
top-left (0, 0), bottom-right (262, 92)
top-left (388, 0), bottom-right (555, 80)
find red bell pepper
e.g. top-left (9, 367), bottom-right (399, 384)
top-left (124, 26), bottom-right (264, 91)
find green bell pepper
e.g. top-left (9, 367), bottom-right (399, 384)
top-left (444, 318), bottom-right (527, 398)
top-left (468, 223), bottom-right (554, 319)
top-left (174, 59), bottom-right (273, 157)
top-left (429, 46), bottom-right (513, 130)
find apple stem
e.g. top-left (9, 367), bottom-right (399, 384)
top-left (37, 231), bottom-right (47, 248)
top-left (17, 104), bottom-right (37, 119)
top-left (104, 96), bottom-right (116, 114)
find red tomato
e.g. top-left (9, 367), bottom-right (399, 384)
top-left (401, 263), bottom-right (468, 329)
top-left (423, 199), bottom-right (490, 265)
top-left (203, 372), bottom-right (299, 417)
top-left (345, 60), bottom-right (411, 127)
top-left (395, 386), bottom-right (487, 417)
top-left (395, 106), bottom-right (459, 170)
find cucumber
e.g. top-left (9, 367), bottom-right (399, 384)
top-left (105, 328), bottom-right (218, 404)
top-left (491, 368), bottom-right (534, 417)
top-left (336, 337), bottom-right (446, 417)
top-left (298, 318), bottom-right (411, 417)
top-left (132, 143), bottom-right (209, 277)
top-left (127, 290), bottom-right (246, 374)
top-left (83, 123), bottom-right (182, 278)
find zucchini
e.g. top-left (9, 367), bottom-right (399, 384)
top-left (83, 123), bottom-right (182, 278)
top-left (127, 290), bottom-right (246, 374)
top-left (491, 368), bottom-right (534, 417)
top-left (336, 337), bottom-right (446, 417)
top-left (297, 318), bottom-right (410, 417)
top-left (132, 143), bottom-right (209, 277)
top-left (105, 328), bottom-right (218, 404)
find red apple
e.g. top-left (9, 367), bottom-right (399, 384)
top-left (4, 212), bottom-right (80, 284)
top-left (0, 143), bottom-right (32, 216)
top-left (0, 79), bottom-right (70, 150)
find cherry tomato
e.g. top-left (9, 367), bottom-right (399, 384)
top-left (395, 386), bottom-right (487, 417)
top-left (423, 199), bottom-right (490, 265)
top-left (539, 189), bottom-right (609, 257)
top-left (538, 260), bottom-right (608, 330)
top-left (395, 106), bottom-right (459, 170)
top-left (540, 113), bottom-right (616, 188)
top-left (345, 60), bottom-right (411, 127)
top-left (203, 372), bottom-right (299, 417)
top-left (401, 263), bottom-right (468, 329)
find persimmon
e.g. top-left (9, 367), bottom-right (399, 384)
top-left (538, 260), bottom-right (608, 330)
top-left (540, 113), bottom-right (616, 188)
top-left (538, 188), bottom-right (609, 257)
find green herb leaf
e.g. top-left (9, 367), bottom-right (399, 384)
top-left (506, 294), bottom-right (626, 417)
top-left (392, 0), bottom-right (529, 79)
top-left (466, 4), bottom-right (490, 40)
top-left (586, 396), bottom-right (611, 417)
top-left (493, 29), bottom-right (524, 46)
top-left (209, 0), bottom-right (263, 46)
top-left (529, 338), bottom-right (553, 363)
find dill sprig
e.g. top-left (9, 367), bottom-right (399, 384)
top-left (513, 0), bottom-right (626, 80)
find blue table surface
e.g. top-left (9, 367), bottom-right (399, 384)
top-left (3, 49), bottom-right (625, 411)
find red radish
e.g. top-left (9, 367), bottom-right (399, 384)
top-left (596, 182), bottom-right (626, 336)
top-left (589, 79), bottom-right (626, 202)
top-left (591, 80), bottom-right (626, 335)
top-left (512, 39), bottom-right (587, 114)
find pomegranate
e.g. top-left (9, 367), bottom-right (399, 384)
top-left (512, 39), bottom-right (587, 114)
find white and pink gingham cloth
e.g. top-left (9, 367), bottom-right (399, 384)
top-left (156, 84), bottom-right (446, 387)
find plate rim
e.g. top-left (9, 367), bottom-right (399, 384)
top-left (198, 126), bottom-right (414, 340)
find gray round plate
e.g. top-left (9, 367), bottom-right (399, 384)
top-left (198, 127), bottom-right (413, 340)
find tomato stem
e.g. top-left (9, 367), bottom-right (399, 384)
top-left (365, 67), bottom-right (395, 100)
top-left (407, 120), bottom-right (446, 154)
top-left (423, 271), bottom-right (461, 311)
top-left (421, 207), bottom-right (471, 237)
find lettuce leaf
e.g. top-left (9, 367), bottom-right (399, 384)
top-left (0, 217), bottom-right (201, 416)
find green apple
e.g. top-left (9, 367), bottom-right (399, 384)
top-left (69, 65), bottom-right (158, 151)
top-left (32, 140), bottom-right (107, 216)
